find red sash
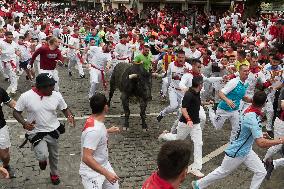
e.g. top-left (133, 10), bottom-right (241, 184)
top-left (91, 65), bottom-right (107, 90)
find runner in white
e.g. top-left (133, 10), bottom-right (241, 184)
top-left (0, 31), bottom-right (20, 94)
top-left (80, 93), bottom-right (120, 189)
top-left (88, 42), bottom-right (112, 98)
top-left (157, 50), bottom-right (192, 122)
top-left (67, 28), bottom-right (85, 78)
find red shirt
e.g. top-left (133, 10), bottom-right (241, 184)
top-left (30, 46), bottom-right (63, 70)
top-left (142, 172), bottom-right (174, 189)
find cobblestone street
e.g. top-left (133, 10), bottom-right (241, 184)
top-left (1, 67), bottom-right (283, 189)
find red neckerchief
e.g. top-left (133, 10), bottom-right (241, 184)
top-left (82, 115), bottom-right (95, 131)
top-left (174, 61), bottom-right (183, 68)
top-left (249, 66), bottom-right (261, 74)
top-left (120, 40), bottom-right (126, 45)
top-left (187, 69), bottom-right (201, 76)
top-left (72, 34), bottom-right (79, 38)
top-left (142, 172), bottom-right (174, 189)
top-left (244, 105), bottom-right (263, 116)
top-left (32, 87), bottom-right (49, 100)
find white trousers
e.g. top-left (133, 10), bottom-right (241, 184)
top-left (274, 158), bottom-right (284, 169)
top-left (81, 162), bottom-right (119, 189)
top-left (2, 61), bottom-right (18, 93)
top-left (178, 122), bottom-right (203, 170)
top-left (89, 68), bottom-right (105, 98)
top-left (264, 92), bottom-right (275, 131)
top-left (160, 87), bottom-right (183, 116)
top-left (209, 108), bottom-right (240, 142)
top-left (68, 55), bottom-right (84, 76)
top-left (198, 150), bottom-right (266, 189)
top-left (160, 122), bottom-right (203, 171)
top-left (0, 60), bottom-right (9, 79)
top-left (39, 69), bottom-right (60, 91)
top-left (161, 77), bottom-right (169, 96)
top-left (264, 118), bottom-right (284, 161)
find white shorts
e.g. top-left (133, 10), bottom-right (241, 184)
top-left (81, 163), bottom-right (119, 189)
top-left (0, 126), bottom-right (11, 149)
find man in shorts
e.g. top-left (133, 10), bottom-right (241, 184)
top-left (0, 87), bottom-right (16, 178)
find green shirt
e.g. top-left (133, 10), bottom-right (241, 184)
top-left (134, 53), bottom-right (153, 72)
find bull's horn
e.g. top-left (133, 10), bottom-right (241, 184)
top-left (129, 74), bottom-right (138, 79)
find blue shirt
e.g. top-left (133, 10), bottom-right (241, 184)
top-left (85, 33), bottom-right (101, 46)
top-left (218, 77), bottom-right (248, 111)
top-left (225, 112), bottom-right (263, 158)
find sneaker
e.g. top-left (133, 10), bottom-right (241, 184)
top-left (50, 173), bottom-right (60, 185)
top-left (189, 169), bottom-right (204, 178)
top-left (80, 74), bottom-right (85, 78)
top-left (157, 114), bottom-right (163, 122)
top-left (39, 161), bottom-right (47, 170)
top-left (191, 180), bottom-right (200, 189)
top-left (68, 72), bottom-right (72, 77)
top-left (4, 165), bottom-right (16, 178)
top-left (158, 130), bottom-right (169, 141)
top-left (265, 158), bottom-right (274, 180)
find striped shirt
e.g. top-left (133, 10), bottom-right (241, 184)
top-left (59, 33), bottom-right (71, 48)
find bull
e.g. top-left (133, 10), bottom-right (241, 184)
top-left (108, 63), bottom-right (152, 131)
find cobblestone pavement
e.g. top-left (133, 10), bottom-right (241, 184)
top-left (1, 66), bottom-right (283, 189)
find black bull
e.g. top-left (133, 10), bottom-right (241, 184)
top-left (108, 63), bottom-right (152, 130)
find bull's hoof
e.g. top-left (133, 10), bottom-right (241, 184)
top-left (123, 127), bottom-right (129, 131)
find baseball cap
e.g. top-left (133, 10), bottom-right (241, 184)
top-left (36, 73), bottom-right (57, 88)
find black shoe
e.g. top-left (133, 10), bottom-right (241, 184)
top-left (26, 75), bottom-right (29, 80)
top-left (50, 173), bottom-right (60, 185)
top-left (265, 158), bottom-right (274, 180)
top-left (267, 131), bottom-right (274, 139)
top-left (80, 74), bottom-right (85, 78)
top-left (68, 72), bottom-right (72, 77)
top-left (4, 165), bottom-right (16, 178)
top-left (4, 78), bottom-right (9, 82)
top-left (157, 115), bottom-right (163, 122)
top-left (39, 161), bottom-right (47, 170)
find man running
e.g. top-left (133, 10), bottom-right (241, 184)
top-left (192, 91), bottom-right (284, 189)
top-left (13, 73), bottom-right (75, 185)
top-left (0, 87), bottom-right (16, 178)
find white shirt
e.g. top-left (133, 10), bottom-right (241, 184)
top-left (38, 31), bottom-right (47, 42)
top-left (79, 120), bottom-right (109, 177)
top-left (18, 43), bottom-right (32, 62)
top-left (167, 62), bottom-right (192, 89)
top-left (15, 89), bottom-right (67, 134)
top-left (90, 49), bottom-right (111, 70)
top-left (67, 36), bottom-right (80, 57)
top-left (180, 27), bottom-right (189, 35)
top-left (221, 77), bottom-right (244, 95)
top-left (0, 40), bottom-right (18, 62)
top-left (245, 70), bottom-right (266, 98)
top-left (114, 43), bottom-right (130, 59)
top-left (189, 49), bottom-right (202, 59)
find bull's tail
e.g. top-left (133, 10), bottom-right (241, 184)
top-left (108, 72), bottom-right (116, 107)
